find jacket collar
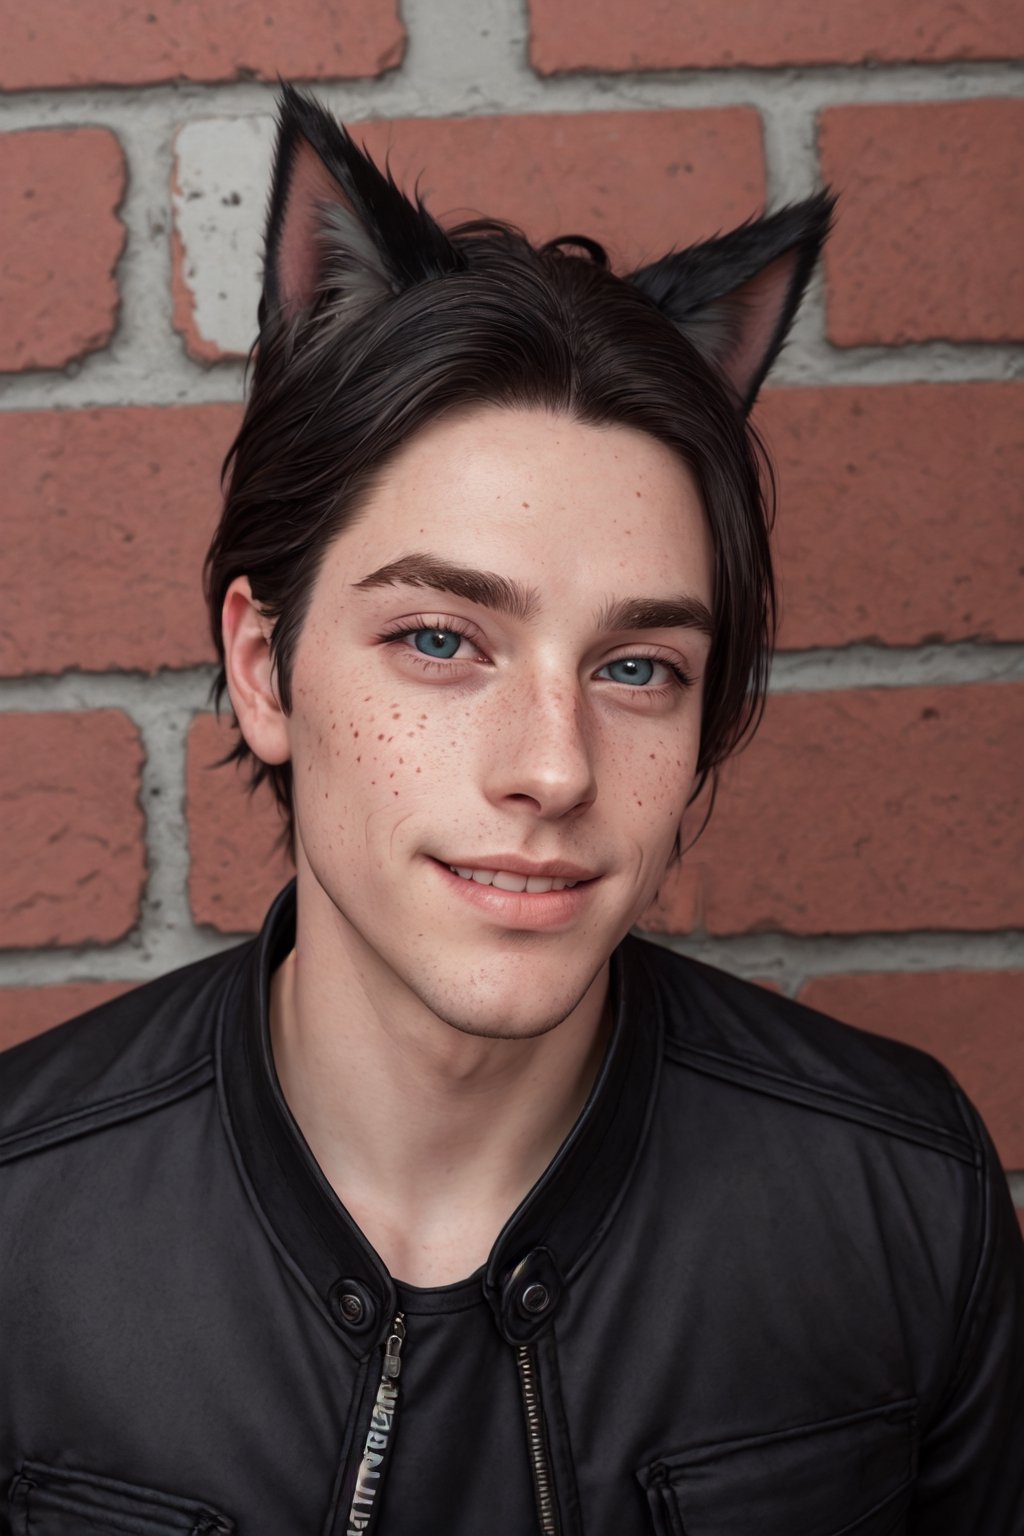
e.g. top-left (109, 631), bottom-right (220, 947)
top-left (218, 881), bottom-right (664, 1353)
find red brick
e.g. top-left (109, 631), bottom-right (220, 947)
top-left (757, 384), bottom-right (1024, 649)
top-left (187, 714), bottom-right (293, 934)
top-left (0, 0), bottom-right (404, 89)
top-left (799, 971), bottom-right (1024, 1168)
top-left (0, 406), bottom-right (239, 676)
top-left (0, 129), bottom-right (124, 372)
top-left (331, 110), bottom-right (763, 273)
top-left (820, 101), bottom-right (1024, 345)
top-left (654, 684), bottom-right (1023, 936)
top-left (0, 713), bottom-right (146, 947)
top-left (529, 0), bottom-right (1024, 70)
top-left (0, 981), bottom-right (134, 1054)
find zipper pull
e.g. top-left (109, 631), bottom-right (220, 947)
top-left (382, 1315), bottom-right (405, 1380)
top-left (345, 1313), bottom-right (407, 1536)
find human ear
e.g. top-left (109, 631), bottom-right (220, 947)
top-left (221, 576), bottom-right (291, 767)
top-left (628, 191), bottom-right (835, 412)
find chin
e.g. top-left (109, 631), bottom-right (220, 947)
top-left (413, 963), bottom-right (604, 1043)
top-left (435, 1007), bottom-right (574, 1042)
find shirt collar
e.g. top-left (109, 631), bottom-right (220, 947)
top-left (218, 881), bottom-right (664, 1353)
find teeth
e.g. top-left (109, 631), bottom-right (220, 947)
top-left (448, 866), bottom-right (580, 892)
top-left (492, 870), bottom-right (527, 892)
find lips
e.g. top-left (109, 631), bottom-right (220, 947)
top-left (431, 857), bottom-right (598, 930)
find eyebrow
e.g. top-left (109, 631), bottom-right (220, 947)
top-left (353, 553), bottom-right (539, 621)
top-left (596, 595), bottom-right (715, 638)
top-left (353, 552), bottom-right (714, 638)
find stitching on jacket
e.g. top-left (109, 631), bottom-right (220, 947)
top-left (662, 1039), bottom-right (977, 1164)
top-left (0, 1056), bottom-right (215, 1163)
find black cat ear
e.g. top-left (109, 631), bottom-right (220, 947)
top-left (262, 83), bottom-right (464, 322)
top-left (629, 191), bottom-right (835, 412)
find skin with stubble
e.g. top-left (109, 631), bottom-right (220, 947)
top-left (223, 403), bottom-right (713, 1285)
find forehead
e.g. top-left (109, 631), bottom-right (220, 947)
top-left (331, 404), bottom-right (712, 603)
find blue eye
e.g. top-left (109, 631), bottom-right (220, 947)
top-left (604, 657), bottom-right (656, 686)
top-left (413, 628), bottom-right (462, 659)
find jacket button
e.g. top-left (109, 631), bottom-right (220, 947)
top-left (330, 1279), bottom-right (377, 1333)
top-left (521, 1282), bottom-right (550, 1315)
top-left (339, 1292), bottom-right (364, 1325)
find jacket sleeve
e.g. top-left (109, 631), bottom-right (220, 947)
top-left (910, 1089), bottom-right (1024, 1533)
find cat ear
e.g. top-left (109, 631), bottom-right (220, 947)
top-left (629, 191), bottom-right (835, 412)
top-left (262, 83), bottom-right (463, 323)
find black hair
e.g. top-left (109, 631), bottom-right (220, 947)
top-left (204, 88), bottom-right (832, 857)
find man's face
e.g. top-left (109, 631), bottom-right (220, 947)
top-left (282, 405), bottom-right (713, 1038)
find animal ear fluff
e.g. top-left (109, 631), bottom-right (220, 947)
top-left (263, 84), bottom-right (831, 407)
top-left (261, 83), bottom-right (463, 323)
top-left (629, 192), bottom-right (835, 412)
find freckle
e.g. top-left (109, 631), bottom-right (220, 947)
top-left (354, 730), bottom-right (359, 738)
top-left (636, 800), bottom-right (643, 806)
top-left (392, 712), bottom-right (401, 720)
top-left (389, 772), bottom-right (395, 779)
top-left (649, 753), bottom-right (655, 759)
top-left (399, 758), bottom-right (404, 764)
top-left (387, 736), bottom-right (394, 742)
top-left (416, 767), bottom-right (421, 773)
top-left (356, 756), bottom-right (361, 763)
top-left (393, 790), bottom-right (399, 796)
top-left (419, 714), bottom-right (427, 721)
top-left (521, 501), bottom-right (530, 508)
top-left (407, 731), bottom-right (415, 738)
top-left (378, 733), bottom-right (385, 740)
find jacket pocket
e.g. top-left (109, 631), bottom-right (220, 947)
top-left (637, 1397), bottom-right (917, 1536)
top-left (7, 1460), bottom-right (236, 1536)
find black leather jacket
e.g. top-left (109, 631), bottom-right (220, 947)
top-left (2, 882), bottom-right (1022, 1535)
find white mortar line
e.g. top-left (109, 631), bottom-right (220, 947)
top-left (639, 928), bottom-right (1024, 994)
top-left (1, 62), bottom-right (1022, 132)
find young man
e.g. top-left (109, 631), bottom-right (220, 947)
top-left (1, 87), bottom-right (1021, 1535)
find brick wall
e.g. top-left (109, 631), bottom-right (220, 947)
top-left (1, 2), bottom-right (1021, 1206)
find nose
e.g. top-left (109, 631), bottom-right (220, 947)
top-left (484, 674), bottom-right (597, 821)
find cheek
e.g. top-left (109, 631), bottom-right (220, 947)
top-left (292, 671), bottom-right (469, 825)
top-left (614, 716), bottom-right (702, 835)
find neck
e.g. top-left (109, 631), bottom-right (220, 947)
top-left (269, 875), bottom-right (613, 1288)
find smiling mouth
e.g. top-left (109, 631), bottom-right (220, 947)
top-left (447, 866), bottom-right (581, 893)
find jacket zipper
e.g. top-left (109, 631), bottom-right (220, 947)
top-left (345, 1314), bottom-right (406, 1536)
top-left (516, 1343), bottom-right (560, 1536)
